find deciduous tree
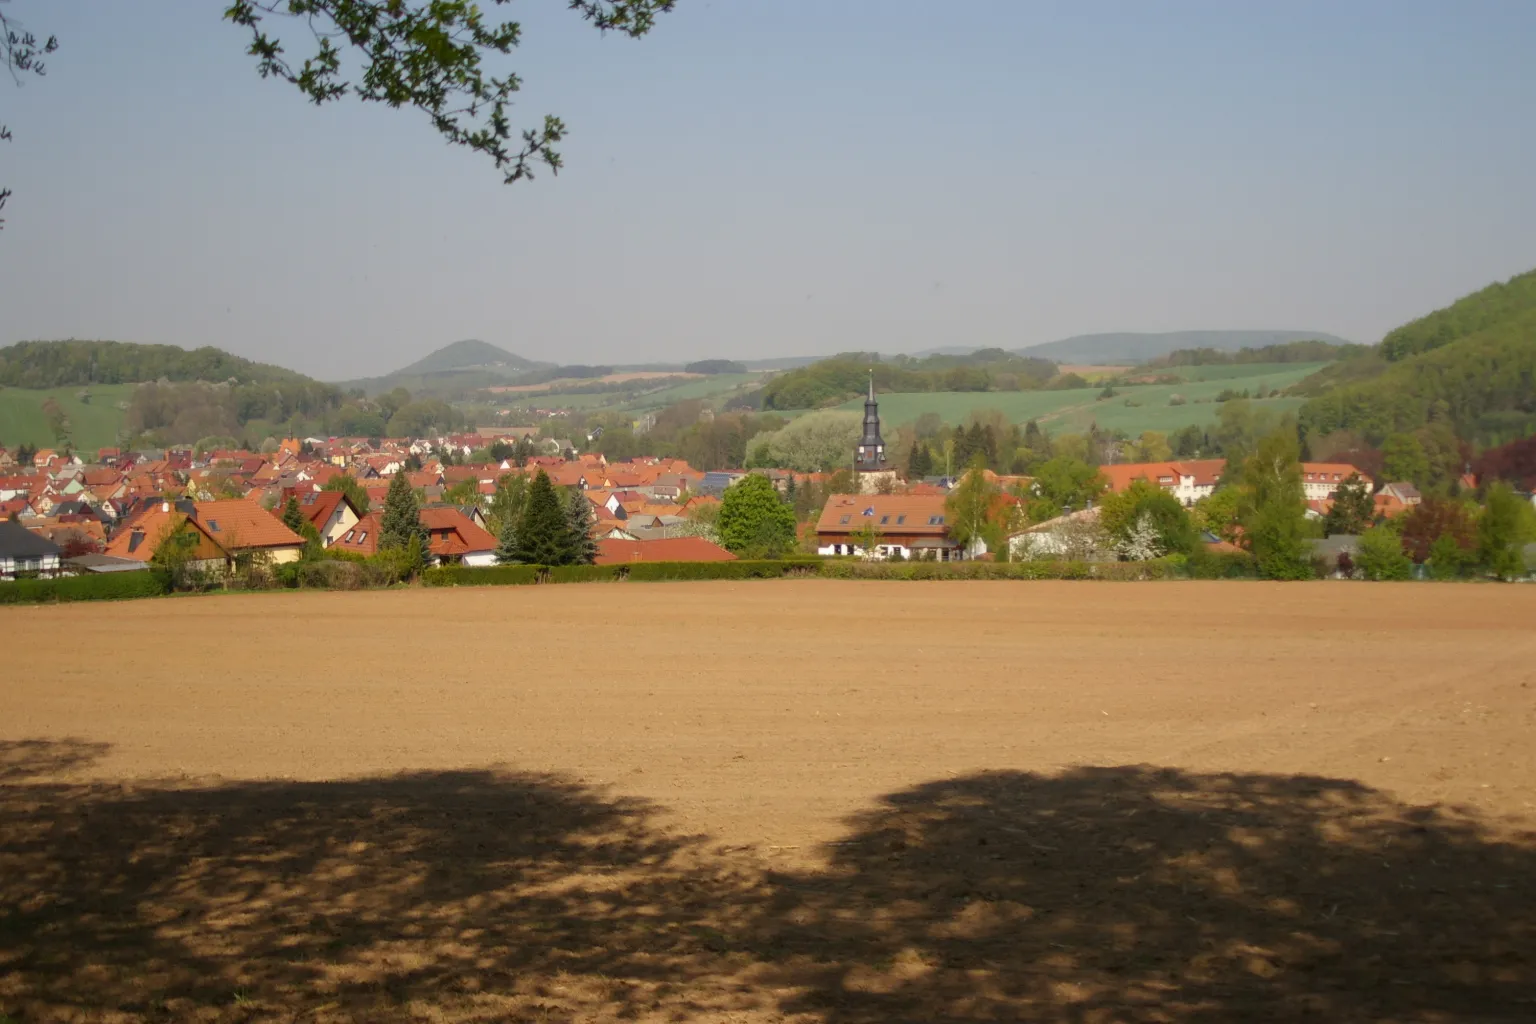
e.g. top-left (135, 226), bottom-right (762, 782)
top-left (1355, 525), bottom-right (1412, 580)
top-left (1099, 479), bottom-right (1199, 555)
top-left (1382, 432), bottom-right (1430, 485)
top-left (945, 468), bottom-right (1001, 553)
top-left (1476, 482), bottom-right (1536, 580)
top-left (1238, 431), bottom-right (1312, 580)
top-left (716, 473), bottom-right (796, 557)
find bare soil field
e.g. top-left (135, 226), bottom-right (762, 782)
top-left (4, 581), bottom-right (1535, 1022)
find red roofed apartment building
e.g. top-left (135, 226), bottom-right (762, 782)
top-left (815, 493), bottom-right (962, 560)
top-left (1103, 459), bottom-right (1369, 506)
top-left (1100, 460), bottom-right (1225, 507)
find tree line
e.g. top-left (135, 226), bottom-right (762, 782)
top-left (760, 353), bottom-right (1059, 411)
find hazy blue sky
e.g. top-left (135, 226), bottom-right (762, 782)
top-left (2, 1), bottom-right (1533, 379)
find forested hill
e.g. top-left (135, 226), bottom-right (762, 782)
top-left (0, 340), bottom-right (322, 389)
top-left (1379, 269), bottom-right (1536, 361)
top-left (389, 339), bottom-right (541, 376)
top-left (1015, 330), bottom-right (1353, 365)
top-left (0, 340), bottom-right (349, 448)
top-left (1297, 268), bottom-right (1536, 446)
top-left (761, 351), bottom-right (1058, 410)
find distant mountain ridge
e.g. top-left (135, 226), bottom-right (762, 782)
top-left (1013, 330), bottom-right (1353, 365)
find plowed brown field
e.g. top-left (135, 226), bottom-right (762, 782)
top-left (4, 581), bottom-right (1535, 1022)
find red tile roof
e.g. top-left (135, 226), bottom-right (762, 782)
top-left (815, 493), bottom-right (949, 536)
top-left (420, 507), bottom-right (498, 557)
top-left (193, 499), bottom-right (305, 550)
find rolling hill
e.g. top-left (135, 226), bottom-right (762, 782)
top-left (1297, 268), bottom-right (1536, 445)
top-left (390, 339), bottom-right (541, 376)
top-left (337, 340), bottom-right (549, 396)
top-left (0, 340), bottom-right (345, 450)
top-left (1015, 330), bottom-right (1353, 365)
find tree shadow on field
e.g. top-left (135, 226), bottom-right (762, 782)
top-left (756, 766), bottom-right (1536, 1023)
top-left (0, 738), bottom-right (770, 1023)
top-left (5, 743), bottom-right (1536, 1023)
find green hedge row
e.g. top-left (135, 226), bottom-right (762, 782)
top-left (422, 564), bottom-right (543, 587)
top-left (424, 559), bottom-right (824, 587)
top-left (819, 559), bottom-right (1182, 581)
top-left (626, 559), bottom-right (822, 581)
top-left (0, 570), bottom-right (171, 604)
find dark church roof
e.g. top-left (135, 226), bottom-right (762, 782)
top-left (856, 375), bottom-right (887, 472)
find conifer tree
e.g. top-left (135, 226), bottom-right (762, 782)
top-left (379, 472), bottom-right (427, 552)
top-left (1322, 474), bottom-right (1374, 537)
top-left (908, 442), bottom-right (933, 479)
top-left (565, 491), bottom-right (597, 565)
top-left (512, 470), bottom-right (569, 565)
top-left (280, 496), bottom-right (305, 534)
top-left (494, 513), bottom-right (521, 564)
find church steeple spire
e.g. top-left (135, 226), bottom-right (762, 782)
top-left (855, 371), bottom-right (885, 472)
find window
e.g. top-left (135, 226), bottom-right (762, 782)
top-left (207, 520), bottom-right (220, 532)
top-left (928, 515), bottom-right (944, 525)
top-left (879, 515), bottom-right (890, 525)
top-left (357, 531), bottom-right (367, 543)
top-left (839, 515), bottom-right (850, 525)
top-left (897, 515), bottom-right (906, 525)
top-left (863, 507), bottom-right (875, 516)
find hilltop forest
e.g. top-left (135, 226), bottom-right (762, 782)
top-left (761, 350), bottom-right (1059, 410)
top-left (0, 340), bottom-right (474, 449)
top-left (1297, 269), bottom-right (1536, 448)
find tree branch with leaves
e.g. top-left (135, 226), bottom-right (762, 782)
top-left (0, 0), bottom-right (57, 229)
top-left (1, 0), bottom-right (674, 226)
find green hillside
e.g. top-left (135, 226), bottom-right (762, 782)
top-left (836, 364), bottom-right (1323, 434)
top-left (0, 384), bottom-right (139, 451)
top-left (1298, 268), bottom-right (1536, 444)
top-left (490, 373), bottom-right (763, 413)
top-left (1014, 330), bottom-right (1352, 364)
top-left (0, 340), bottom-right (347, 449)
top-left (1379, 269), bottom-right (1536, 361)
top-left (0, 339), bottom-right (321, 389)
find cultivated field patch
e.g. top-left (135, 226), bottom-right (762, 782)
top-left (4, 581), bottom-right (1534, 1022)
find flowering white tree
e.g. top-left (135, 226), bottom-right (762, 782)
top-left (1116, 512), bottom-right (1165, 562)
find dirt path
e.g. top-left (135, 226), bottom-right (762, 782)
top-left (4, 581), bottom-right (1535, 1021)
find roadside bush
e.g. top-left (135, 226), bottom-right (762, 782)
top-left (1183, 549), bottom-right (1262, 579)
top-left (1356, 526), bottom-right (1413, 581)
top-left (549, 564), bottom-right (625, 583)
top-left (0, 571), bottom-right (170, 604)
top-left (423, 564), bottom-right (544, 587)
top-left (626, 559), bottom-right (820, 582)
top-left (817, 560), bottom-right (1177, 581)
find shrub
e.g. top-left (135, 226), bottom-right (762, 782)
top-left (1355, 526), bottom-right (1413, 581)
top-left (1184, 549), bottom-right (1261, 579)
top-left (549, 564), bottom-right (624, 583)
top-left (422, 564), bottom-right (544, 587)
top-left (626, 559), bottom-right (820, 582)
top-left (0, 570), bottom-right (171, 605)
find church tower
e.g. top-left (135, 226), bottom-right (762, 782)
top-left (855, 374), bottom-right (886, 472)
